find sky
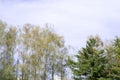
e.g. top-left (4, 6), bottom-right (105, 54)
top-left (0, 0), bottom-right (120, 49)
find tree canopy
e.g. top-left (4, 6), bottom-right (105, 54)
top-left (1, 20), bottom-right (120, 80)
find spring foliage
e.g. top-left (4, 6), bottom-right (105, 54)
top-left (1, 20), bottom-right (120, 80)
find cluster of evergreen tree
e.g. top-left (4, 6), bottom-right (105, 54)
top-left (68, 36), bottom-right (120, 80)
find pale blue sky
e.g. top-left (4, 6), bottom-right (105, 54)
top-left (0, 0), bottom-right (120, 49)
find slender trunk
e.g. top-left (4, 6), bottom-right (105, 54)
top-left (44, 50), bottom-right (47, 80)
top-left (21, 70), bottom-right (24, 80)
top-left (61, 65), bottom-right (63, 80)
top-left (44, 60), bottom-right (47, 80)
top-left (52, 62), bottom-right (54, 80)
top-left (16, 59), bottom-right (19, 80)
top-left (61, 58), bottom-right (63, 80)
top-left (22, 58), bottom-right (25, 80)
top-left (34, 67), bottom-right (36, 80)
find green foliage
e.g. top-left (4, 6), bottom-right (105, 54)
top-left (0, 21), bottom-right (68, 80)
top-left (1, 19), bottom-right (120, 80)
top-left (106, 37), bottom-right (120, 79)
top-left (17, 24), bottom-right (67, 80)
top-left (68, 36), bottom-right (109, 80)
top-left (68, 36), bottom-right (120, 80)
top-left (0, 21), bottom-right (16, 80)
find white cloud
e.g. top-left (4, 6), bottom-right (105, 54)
top-left (0, 0), bottom-right (120, 48)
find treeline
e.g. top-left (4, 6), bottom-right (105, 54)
top-left (0, 21), bottom-right (67, 80)
top-left (0, 20), bottom-right (120, 80)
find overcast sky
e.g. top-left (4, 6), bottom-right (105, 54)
top-left (0, 0), bottom-right (120, 49)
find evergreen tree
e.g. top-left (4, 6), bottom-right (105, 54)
top-left (107, 37), bottom-right (120, 79)
top-left (68, 36), bottom-right (109, 80)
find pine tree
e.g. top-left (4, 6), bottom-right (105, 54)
top-left (108, 37), bottom-right (120, 79)
top-left (68, 36), bottom-right (108, 80)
